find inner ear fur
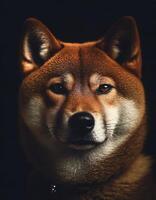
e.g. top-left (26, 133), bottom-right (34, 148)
top-left (96, 16), bottom-right (142, 78)
top-left (20, 18), bottom-right (62, 75)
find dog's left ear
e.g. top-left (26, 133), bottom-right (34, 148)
top-left (20, 18), bottom-right (62, 75)
top-left (97, 16), bottom-right (142, 77)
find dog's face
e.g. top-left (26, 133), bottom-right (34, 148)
top-left (19, 17), bottom-right (146, 184)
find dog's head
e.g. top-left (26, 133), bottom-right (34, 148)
top-left (19, 17), bottom-right (146, 185)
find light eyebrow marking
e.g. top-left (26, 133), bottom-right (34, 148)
top-left (47, 73), bottom-right (75, 90)
top-left (90, 73), bottom-right (101, 85)
top-left (62, 73), bottom-right (74, 84)
top-left (90, 73), bottom-right (116, 88)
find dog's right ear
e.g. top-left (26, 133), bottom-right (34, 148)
top-left (96, 17), bottom-right (142, 77)
top-left (20, 18), bottom-right (62, 75)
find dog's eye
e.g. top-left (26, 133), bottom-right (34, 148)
top-left (49, 83), bottom-right (68, 95)
top-left (96, 84), bottom-right (113, 94)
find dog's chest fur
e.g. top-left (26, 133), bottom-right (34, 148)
top-left (26, 155), bottom-right (155, 200)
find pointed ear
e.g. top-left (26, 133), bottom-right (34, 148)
top-left (97, 16), bottom-right (142, 77)
top-left (20, 18), bottom-right (62, 75)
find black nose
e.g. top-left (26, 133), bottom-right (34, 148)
top-left (68, 112), bottom-right (95, 133)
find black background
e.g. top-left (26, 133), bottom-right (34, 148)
top-left (1, 0), bottom-right (156, 199)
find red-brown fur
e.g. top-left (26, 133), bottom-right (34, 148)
top-left (19, 17), bottom-right (155, 199)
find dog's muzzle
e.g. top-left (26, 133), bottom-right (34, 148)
top-left (66, 112), bottom-right (100, 150)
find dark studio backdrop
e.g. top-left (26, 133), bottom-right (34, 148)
top-left (1, 0), bottom-right (156, 199)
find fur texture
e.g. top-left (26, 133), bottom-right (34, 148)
top-left (19, 17), bottom-right (155, 199)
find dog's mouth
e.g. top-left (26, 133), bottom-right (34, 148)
top-left (66, 139), bottom-right (104, 151)
top-left (54, 133), bottom-right (105, 151)
top-left (51, 126), bottom-right (106, 151)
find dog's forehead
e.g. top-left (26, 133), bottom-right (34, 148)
top-left (45, 44), bottom-right (118, 76)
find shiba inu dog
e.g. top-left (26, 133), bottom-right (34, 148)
top-left (19, 17), bottom-right (155, 199)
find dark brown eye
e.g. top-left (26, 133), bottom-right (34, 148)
top-left (49, 83), bottom-right (68, 95)
top-left (96, 84), bottom-right (113, 94)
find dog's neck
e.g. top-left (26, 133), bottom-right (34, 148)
top-left (25, 154), bottom-right (154, 200)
